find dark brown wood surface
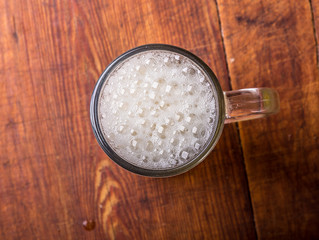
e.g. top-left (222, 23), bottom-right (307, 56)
top-left (312, 0), bottom-right (319, 51)
top-left (1, 0), bottom-right (318, 239)
top-left (218, 0), bottom-right (319, 239)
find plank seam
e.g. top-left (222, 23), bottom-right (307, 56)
top-left (214, 1), bottom-right (259, 239)
top-left (309, 0), bottom-right (319, 69)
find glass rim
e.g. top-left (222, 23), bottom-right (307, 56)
top-left (90, 44), bottom-right (225, 177)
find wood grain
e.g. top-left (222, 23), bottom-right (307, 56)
top-left (311, 0), bottom-right (319, 64)
top-left (217, 0), bottom-right (319, 239)
top-left (1, 0), bottom-right (256, 239)
top-left (1, 0), bottom-right (318, 239)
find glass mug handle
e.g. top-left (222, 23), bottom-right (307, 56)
top-left (223, 88), bottom-right (280, 124)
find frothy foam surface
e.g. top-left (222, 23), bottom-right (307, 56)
top-left (99, 50), bottom-right (217, 170)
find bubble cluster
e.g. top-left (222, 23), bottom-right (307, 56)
top-left (99, 50), bottom-right (217, 170)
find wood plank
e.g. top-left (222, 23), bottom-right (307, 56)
top-left (0, 0), bottom-right (256, 239)
top-left (217, 0), bottom-right (319, 239)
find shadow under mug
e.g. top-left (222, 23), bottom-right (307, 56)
top-left (90, 44), bottom-right (280, 177)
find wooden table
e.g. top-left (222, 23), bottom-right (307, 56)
top-left (1, 0), bottom-right (318, 239)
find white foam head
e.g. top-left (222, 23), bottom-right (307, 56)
top-left (98, 50), bottom-right (218, 170)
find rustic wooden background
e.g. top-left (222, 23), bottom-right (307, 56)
top-left (1, 0), bottom-right (318, 239)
